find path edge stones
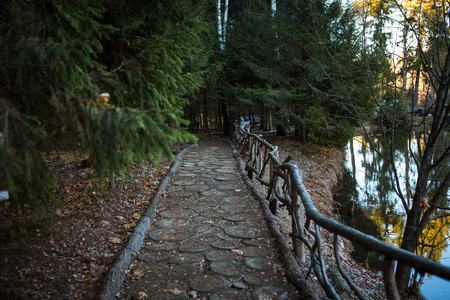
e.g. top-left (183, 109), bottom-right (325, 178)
top-left (230, 143), bottom-right (320, 300)
top-left (96, 143), bottom-right (198, 300)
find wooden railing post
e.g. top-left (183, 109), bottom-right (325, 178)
top-left (383, 257), bottom-right (400, 300)
top-left (291, 172), bottom-right (305, 264)
top-left (268, 154), bottom-right (275, 200)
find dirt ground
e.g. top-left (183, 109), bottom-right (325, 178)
top-left (0, 135), bottom-right (385, 299)
top-left (0, 147), bottom-right (184, 299)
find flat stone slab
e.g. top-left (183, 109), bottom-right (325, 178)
top-left (210, 290), bottom-right (249, 300)
top-left (159, 209), bottom-right (196, 218)
top-left (131, 264), bottom-right (169, 278)
top-left (223, 214), bottom-right (248, 222)
top-left (214, 176), bottom-right (236, 181)
top-left (189, 275), bottom-right (228, 292)
top-left (191, 233), bottom-right (218, 243)
top-left (200, 190), bottom-right (227, 197)
top-left (241, 246), bottom-right (272, 258)
top-left (232, 282), bottom-right (248, 290)
top-left (180, 242), bottom-right (209, 253)
top-left (188, 205), bottom-right (211, 212)
top-left (173, 180), bottom-right (194, 186)
top-left (244, 272), bottom-right (283, 286)
top-left (210, 261), bottom-right (245, 276)
top-left (177, 172), bottom-right (197, 177)
top-left (168, 253), bottom-right (204, 265)
top-left (193, 199), bottom-right (217, 207)
top-left (210, 160), bottom-right (235, 166)
top-left (220, 196), bottom-right (239, 203)
top-left (225, 225), bottom-right (264, 239)
top-left (206, 250), bottom-right (239, 261)
top-left (242, 239), bottom-right (267, 246)
top-left (217, 183), bottom-right (243, 190)
top-left (214, 168), bottom-right (235, 174)
top-left (244, 257), bottom-right (272, 271)
top-left (155, 218), bottom-right (193, 228)
top-left (168, 265), bottom-right (201, 279)
top-left (145, 242), bottom-right (178, 251)
top-left (149, 228), bottom-right (193, 241)
top-left (137, 252), bottom-right (169, 262)
top-left (167, 191), bottom-right (197, 198)
top-left (221, 204), bottom-right (250, 213)
top-left (201, 209), bottom-right (225, 218)
top-left (212, 240), bottom-right (242, 250)
top-left (185, 184), bottom-right (212, 191)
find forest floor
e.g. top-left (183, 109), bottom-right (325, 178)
top-left (0, 146), bottom-right (184, 299)
top-left (0, 132), bottom-right (389, 299)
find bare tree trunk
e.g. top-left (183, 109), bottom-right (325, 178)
top-left (402, 16), bottom-right (408, 95)
top-left (260, 113), bottom-right (266, 130)
top-left (217, 97), bottom-right (223, 133)
top-left (412, 56), bottom-right (421, 109)
top-left (203, 90), bottom-right (210, 137)
top-left (396, 51), bottom-right (450, 294)
top-left (222, 101), bottom-right (230, 136)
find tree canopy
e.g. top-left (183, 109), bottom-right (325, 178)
top-left (0, 0), bottom-right (205, 216)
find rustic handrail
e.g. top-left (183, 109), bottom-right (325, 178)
top-left (233, 120), bottom-right (450, 300)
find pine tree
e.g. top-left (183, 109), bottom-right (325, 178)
top-left (0, 0), bottom-right (205, 218)
top-left (199, 0), bottom-right (373, 145)
top-left (275, 0), bottom-right (374, 146)
top-left (220, 0), bottom-right (279, 123)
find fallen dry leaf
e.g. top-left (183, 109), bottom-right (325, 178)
top-left (124, 222), bottom-right (136, 229)
top-left (231, 249), bottom-right (243, 256)
top-left (133, 270), bottom-right (145, 278)
top-left (108, 237), bottom-right (122, 244)
top-left (169, 288), bottom-right (184, 295)
top-left (188, 290), bottom-right (198, 298)
top-left (132, 291), bottom-right (148, 300)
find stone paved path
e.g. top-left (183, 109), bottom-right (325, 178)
top-left (119, 139), bottom-right (299, 299)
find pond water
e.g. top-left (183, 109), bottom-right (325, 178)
top-left (334, 133), bottom-right (450, 299)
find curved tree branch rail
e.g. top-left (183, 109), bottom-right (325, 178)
top-left (233, 121), bottom-right (450, 300)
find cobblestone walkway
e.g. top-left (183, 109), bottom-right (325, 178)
top-left (118, 139), bottom-right (298, 299)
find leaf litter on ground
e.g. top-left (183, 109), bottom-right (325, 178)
top-left (0, 144), bottom-right (186, 299)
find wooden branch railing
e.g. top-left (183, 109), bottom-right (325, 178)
top-left (233, 120), bottom-right (450, 300)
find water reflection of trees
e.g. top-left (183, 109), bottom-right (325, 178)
top-left (339, 131), bottom-right (449, 272)
top-left (419, 217), bottom-right (450, 264)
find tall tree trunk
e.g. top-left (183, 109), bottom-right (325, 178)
top-left (217, 98), bottom-right (223, 133)
top-left (405, 145), bottom-right (411, 206)
top-left (222, 101), bottom-right (230, 136)
top-left (218, 0), bottom-right (229, 49)
top-left (412, 60), bottom-right (421, 110)
top-left (260, 113), bottom-right (266, 130)
top-left (269, 111), bottom-right (273, 131)
top-left (350, 138), bottom-right (356, 180)
top-left (396, 161), bottom-right (432, 292)
top-left (203, 90), bottom-right (210, 137)
top-left (396, 51), bottom-right (450, 294)
top-left (402, 16), bottom-right (408, 95)
top-left (300, 126), bottom-right (306, 142)
top-left (402, 15), bottom-right (413, 112)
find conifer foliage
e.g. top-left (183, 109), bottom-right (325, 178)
top-left (205, 0), bottom-right (373, 147)
top-left (0, 0), bottom-right (204, 217)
